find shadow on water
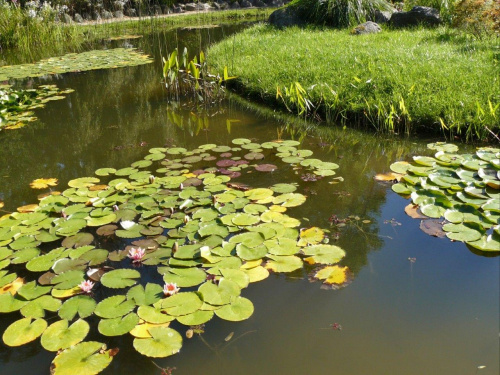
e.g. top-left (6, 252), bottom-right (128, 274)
top-left (0, 21), bottom-right (498, 375)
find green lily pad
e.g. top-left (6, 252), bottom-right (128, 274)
top-left (137, 305), bottom-right (175, 324)
top-left (51, 341), bottom-right (113, 375)
top-left (94, 295), bottom-right (136, 319)
top-left (214, 296), bottom-right (254, 322)
top-left (126, 283), bottom-right (163, 306)
top-left (265, 255), bottom-right (303, 273)
top-left (100, 269), bottom-right (140, 289)
top-left (2, 317), bottom-right (47, 346)
top-left (161, 267), bottom-right (207, 288)
top-left (158, 292), bottom-right (203, 316)
top-left (58, 295), bottom-right (97, 320)
top-left (98, 313), bottom-right (140, 336)
top-left (133, 327), bottom-right (182, 358)
top-left (20, 295), bottom-right (62, 318)
top-left (302, 244), bottom-right (345, 265)
top-left (41, 319), bottom-right (90, 351)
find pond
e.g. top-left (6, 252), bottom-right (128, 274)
top-left (0, 22), bottom-right (498, 375)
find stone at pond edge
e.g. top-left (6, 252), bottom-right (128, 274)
top-left (351, 21), bottom-right (381, 35)
top-left (374, 9), bottom-right (393, 23)
top-left (390, 6), bottom-right (441, 28)
top-left (269, 7), bottom-right (305, 28)
top-left (74, 13), bottom-right (84, 23)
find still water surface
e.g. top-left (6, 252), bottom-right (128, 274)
top-left (0, 23), bottom-right (498, 375)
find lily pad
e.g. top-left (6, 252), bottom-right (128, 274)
top-left (41, 319), bottom-right (90, 351)
top-left (2, 317), bottom-right (47, 346)
top-left (214, 296), bottom-right (254, 321)
top-left (100, 269), bottom-right (140, 289)
top-left (133, 327), bottom-right (182, 358)
top-left (51, 341), bottom-right (113, 375)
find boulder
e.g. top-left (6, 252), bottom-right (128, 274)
top-left (230, 1), bottom-right (240, 9)
top-left (62, 13), bottom-right (72, 23)
top-left (240, 0), bottom-right (253, 7)
top-left (390, 6), bottom-right (441, 28)
top-left (113, 0), bottom-right (125, 11)
top-left (269, 0), bottom-right (284, 6)
top-left (102, 10), bottom-right (113, 19)
top-left (92, 11), bottom-right (101, 21)
top-left (185, 3), bottom-right (197, 11)
top-left (219, 2), bottom-right (229, 9)
top-left (254, 0), bottom-right (266, 6)
top-left (351, 21), bottom-right (381, 34)
top-left (74, 13), bottom-right (84, 23)
top-left (113, 10), bottom-right (124, 18)
top-left (374, 9), bottom-right (392, 23)
top-left (153, 5), bottom-right (162, 14)
top-left (172, 6), bottom-right (183, 13)
top-left (162, 5), bottom-right (172, 14)
top-left (268, 6), bottom-right (304, 28)
top-left (125, 8), bottom-right (136, 17)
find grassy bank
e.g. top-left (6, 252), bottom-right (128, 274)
top-left (208, 24), bottom-right (500, 141)
top-left (0, 7), bottom-right (271, 63)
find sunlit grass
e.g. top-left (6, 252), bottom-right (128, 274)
top-left (208, 24), bottom-right (500, 141)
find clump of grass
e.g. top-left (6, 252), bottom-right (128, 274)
top-left (288, 0), bottom-right (393, 28)
top-left (207, 24), bottom-right (499, 141)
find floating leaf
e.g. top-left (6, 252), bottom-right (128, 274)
top-left (133, 327), bottom-right (182, 358)
top-left (51, 341), bottom-right (113, 375)
top-left (98, 313), bottom-right (140, 336)
top-left (58, 295), bottom-right (97, 320)
top-left (314, 265), bottom-right (353, 287)
top-left (94, 295), bottom-right (135, 319)
top-left (41, 319), bottom-right (89, 351)
top-left (158, 292), bottom-right (203, 316)
top-left (2, 317), bottom-right (47, 346)
top-left (30, 178), bottom-right (58, 189)
top-left (100, 269), bottom-right (140, 289)
top-left (265, 255), bottom-right (303, 273)
top-left (214, 297), bottom-right (254, 321)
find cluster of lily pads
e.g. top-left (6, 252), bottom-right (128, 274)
top-left (0, 139), bottom-right (350, 374)
top-left (389, 142), bottom-right (499, 252)
top-left (0, 85), bottom-right (74, 131)
top-left (0, 48), bottom-right (153, 81)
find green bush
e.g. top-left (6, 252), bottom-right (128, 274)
top-left (288, 0), bottom-right (393, 28)
top-left (451, 0), bottom-right (499, 37)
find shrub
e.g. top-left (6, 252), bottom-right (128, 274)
top-left (288, 0), bottom-right (393, 28)
top-left (452, 0), bottom-right (499, 37)
top-left (403, 0), bottom-right (457, 23)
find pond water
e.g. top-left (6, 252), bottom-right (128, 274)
top-left (0, 23), bottom-right (498, 375)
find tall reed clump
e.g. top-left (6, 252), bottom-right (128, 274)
top-left (0, 1), bottom-right (85, 60)
top-left (287, 0), bottom-right (393, 28)
top-left (163, 47), bottom-right (236, 105)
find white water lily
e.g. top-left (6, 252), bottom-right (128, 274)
top-left (120, 220), bottom-right (135, 230)
top-left (179, 199), bottom-right (192, 210)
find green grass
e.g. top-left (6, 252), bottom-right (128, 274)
top-left (208, 24), bottom-right (500, 141)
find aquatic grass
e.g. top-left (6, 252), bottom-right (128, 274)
top-left (207, 24), bottom-right (500, 141)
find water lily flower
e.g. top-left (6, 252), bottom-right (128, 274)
top-left (183, 215), bottom-right (190, 224)
top-left (128, 247), bottom-right (146, 263)
top-left (163, 282), bottom-right (180, 296)
top-left (79, 280), bottom-right (94, 293)
top-left (120, 220), bottom-right (135, 230)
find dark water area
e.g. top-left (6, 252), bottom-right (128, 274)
top-left (0, 22), bottom-right (498, 375)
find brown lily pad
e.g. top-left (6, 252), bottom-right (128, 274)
top-left (96, 225), bottom-right (118, 236)
top-left (419, 219), bottom-right (446, 238)
top-left (255, 164), bottom-right (278, 172)
top-left (404, 204), bottom-right (427, 219)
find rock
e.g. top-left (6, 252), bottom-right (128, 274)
top-left (213, 2), bottom-right (221, 10)
top-left (92, 11), bottom-right (101, 21)
top-left (268, 6), bottom-right (304, 28)
top-left (113, 0), bottom-right (125, 11)
top-left (173, 6), bottom-right (183, 13)
top-left (230, 1), bottom-right (240, 9)
top-left (374, 9), bottom-right (392, 23)
top-left (162, 5), bottom-right (171, 14)
top-left (351, 21), bottom-right (381, 34)
top-left (269, 0), bottom-right (284, 6)
top-left (125, 8), bottom-right (136, 17)
top-left (102, 10), bottom-right (113, 19)
top-left (82, 13), bottom-right (92, 21)
top-left (153, 5), bottom-right (162, 14)
top-left (240, 0), bottom-right (253, 7)
top-left (219, 2), bottom-right (229, 9)
top-left (185, 3), bottom-right (197, 11)
top-left (254, 0), bottom-right (266, 7)
top-left (113, 10), bottom-right (124, 18)
top-left (199, 3), bottom-right (213, 10)
top-left (390, 6), bottom-right (441, 28)
top-left (74, 13), bottom-right (84, 23)
top-left (62, 13), bottom-right (72, 23)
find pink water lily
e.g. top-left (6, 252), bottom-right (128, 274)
top-left (79, 280), bottom-right (94, 293)
top-left (163, 282), bottom-right (180, 297)
top-left (128, 247), bottom-right (146, 263)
